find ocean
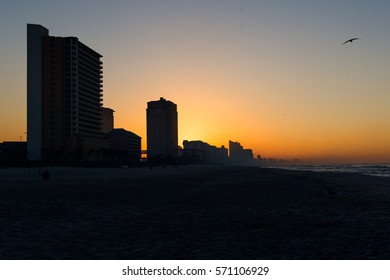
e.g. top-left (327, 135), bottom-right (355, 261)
top-left (264, 164), bottom-right (390, 177)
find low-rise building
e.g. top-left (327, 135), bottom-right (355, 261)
top-left (101, 107), bottom-right (114, 133)
top-left (106, 129), bottom-right (141, 162)
top-left (0, 141), bottom-right (27, 163)
top-left (182, 140), bottom-right (228, 164)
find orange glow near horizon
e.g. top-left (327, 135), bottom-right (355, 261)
top-left (109, 76), bottom-right (390, 164)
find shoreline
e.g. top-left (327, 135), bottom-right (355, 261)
top-left (1, 165), bottom-right (390, 259)
top-left (2, 162), bottom-right (390, 179)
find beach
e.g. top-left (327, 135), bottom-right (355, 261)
top-left (1, 165), bottom-right (390, 260)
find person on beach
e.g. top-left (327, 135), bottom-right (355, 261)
top-left (41, 169), bottom-right (50, 180)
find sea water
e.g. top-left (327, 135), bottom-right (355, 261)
top-left (264, 164), bottom-right (390, 177)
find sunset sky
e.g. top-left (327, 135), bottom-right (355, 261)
top-left (1, 0), bottom-right (390, 163)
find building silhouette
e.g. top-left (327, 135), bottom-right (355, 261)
top-left (182, 140), bottom-right (228, 164)
top-left (0, 142), bottom-right (27, 164)
top-left (27, 24), bottom-right (106, 160)
top-left (229, 140), bottom-right (253, 164)
top-left (101, 107), bottom-right (114, 134)
top-left (146, 97), bottom-right (178, 160)
top-left (106, 129), bottom-right (141, 162)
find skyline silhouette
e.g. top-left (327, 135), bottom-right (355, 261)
top-left (1, 1), bottom-right (390, 163)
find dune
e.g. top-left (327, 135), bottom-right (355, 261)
top-left (1, 165), bottom-right (390, 259)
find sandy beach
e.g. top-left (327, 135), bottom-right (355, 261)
top-left (1, 165), bottom-right (390, 260)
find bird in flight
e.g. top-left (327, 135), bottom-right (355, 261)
top-left (342, 37), bottom-right (360, 45)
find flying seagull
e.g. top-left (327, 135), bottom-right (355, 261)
top-left (342, 37), bottom-right (360, 45)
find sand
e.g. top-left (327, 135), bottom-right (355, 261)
top-left (1, 165), bottom-right (390, 259)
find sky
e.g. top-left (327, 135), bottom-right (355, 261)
top-left (1, 0), bottom-right (390, 163)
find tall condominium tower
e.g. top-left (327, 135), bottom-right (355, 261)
top-left (27, 24), bottom-right (49, 160)
top-left (27, 24), bottom-right (105, 160)
top-left (146, 97), bottom-right (178, 159)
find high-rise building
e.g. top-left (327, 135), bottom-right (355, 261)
top-left (146, 97), bottom-right (178, 159)
top-left (27, 24), bottom-right (106, 160)
top-left (27, 24), bottom-right (49, 160)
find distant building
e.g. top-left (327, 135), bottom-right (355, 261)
top-left (182, 140), bottom-right (210, 163)
top-left (146, 97), bottom-right (178, 160)
top-left (27, 24), bottom-right (106, 161)
top-left (229, 140), bottom-right (243, 159)
top-left (182, 140), bottom-right (228, 164)
top-left (101, 107), bottom-right (114, 133)
top-left (229, 140), bottom-right (253, 164)
top-left (106, 129), bottom-right (141, 162)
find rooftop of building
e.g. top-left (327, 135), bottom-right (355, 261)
top-left (147, 97), bottom-right (177, 108)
